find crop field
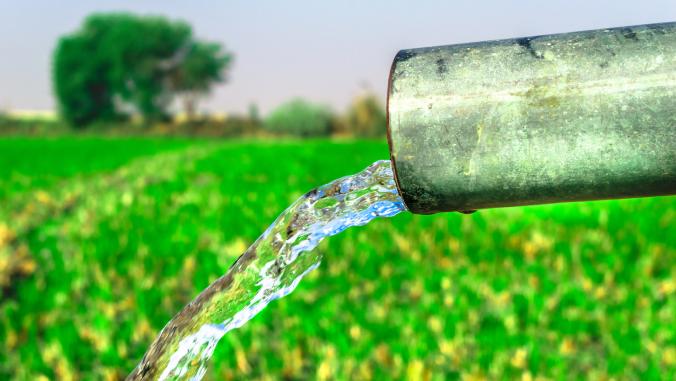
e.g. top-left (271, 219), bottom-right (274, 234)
top-left (0, 137), bottom-right (674, 380)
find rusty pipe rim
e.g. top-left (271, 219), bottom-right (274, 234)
top-left (385, 50), bottom-right (409, 212)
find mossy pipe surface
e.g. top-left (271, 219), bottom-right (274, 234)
top-left (387, 22), bottom-right (676, 214)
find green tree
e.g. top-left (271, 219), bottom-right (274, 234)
top-left (53, 13), bottom-right (232, 127)
top-left (168, 41), bottom-right (232, 120)
top-left (264, 99), bottom-right (333, 137)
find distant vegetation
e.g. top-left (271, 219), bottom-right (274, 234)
top-left (3, 10), bottom-right (389, 140)
top-left (345, 93), bottom-right (387, 138)
top-left (0, 12), bottom-right (394, 138)
top-left (264, 98), bottom-right (334, 137)
top-left (0, 92), bottom-right (388, 138)
top-left (53, 13), bottom-right (231, 127)
top-left (0, 113), bottom-right (68, 135)
top-left (44, 11), bottom-right (389, 137)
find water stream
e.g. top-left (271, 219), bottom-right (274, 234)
top-left (127, 160), bottom-right (406, 380)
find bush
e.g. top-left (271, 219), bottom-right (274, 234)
top-left (264, 99), bottom-right (333, 137)
top-left (345, 93), bottom-right (387, 138)
top-left (174, 116), bottom-right (262, 137)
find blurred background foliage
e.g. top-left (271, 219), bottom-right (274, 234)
top-left (264, 98), bottom-right (334, 137)
top-left (53, 13), bottom-right (231, 127)
top-left (40, 12), bottom-right (387, 138)
top-left (0, 9), bottom-right (674, 381)
top-left (345, 93), bottom-right (387, 138)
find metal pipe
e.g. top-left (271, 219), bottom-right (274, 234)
top-left (387, 22), bottom-right (676, 214)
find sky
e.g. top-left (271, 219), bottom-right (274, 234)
top-left (1, 1), bottom-right (675, 115)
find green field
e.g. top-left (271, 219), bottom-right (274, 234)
top-left (1, 137), bottom-right (674, 380)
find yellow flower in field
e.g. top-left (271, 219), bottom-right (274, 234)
top-left (325, 345), bottom-right (336, 359)
top-left (121, 191), bottom-right (133, 206)
top-left (461, 371), bottom-right (487, 381)
top-left (448, 237), bottom-right (460, 252)
top-left (505, 315), bottom-right (518, 332)
top-left (380, 263), bottom-right (393, 277)
top-left (35, 190), bottom-right (52, 204)
top-left (658, 279), bottom-right (675, 297)
top-left (0, 223), bottom-right (14, 247)
top-left (236, 349), bottom-right (251, 374)
top-left (42, 340), bottom-right (60, 364)
top-left (117, 342), bottom-right (128, 358)
top-left (439, 339), bottom-right (456, 357)
top-left (645, 340), bottom-right (658, 354)
top-left (371, 304), bottom-right (387, 321)
top-left (511, 348), bottom-right (528, 369)
top-left (594, 286), bottom-right (607, 300)
top-left (441, 277), bottom-right (452, 290)
top-left (521, 371), bottom-right (533, 381)
top-left (523, 242), bottom-right (537, 259)
top-left (559, 338), bottom-right (576, 355)
top-left (582, 277), bottom-right (593, 292)
top-left (522, 231), bottom-right (553, 259)
top-left (5, 330), bottom-right (17, 349)
top-left (374, 343), bottom-right (390, 366)
top-left (357, 361), bottom-right (373, 380)
top-left (103, 368), bottom-right (119, 381)
top-left (393, 233), bottom-right (410, 252)
top-left (494, 291), bottom-right (511, 308)
top-left (224, 238), bottom-right (248, 256)
top-left (663, 347), bottom-right (676, 366)
top-left (468, 310), bottom-right (480, 326)
top-left (528, 275), bottom-right (540, 289)
top-left (427, 316), bottom-right (443, 333)
top-left (437, 256), bottom-right (454, 269)
top-left (406, 359), bottom-right (426, 381)
top-left (132, 318), bottom-right (154, 342)
top-left (349, 325), bottom-right (362, 340)
top-left (18, 258), bottom-right (36, 275)
top-left (317, 360), bottom-right (332, 381)
top-left (555, 256), bottom-right (565, 272)
top-left (183, 256), bottom-right (196, 273)
top-left (409, 280), bottom-right (424, 300)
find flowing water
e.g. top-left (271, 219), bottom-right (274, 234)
top-left (127, 160), bottom-right (406, 380)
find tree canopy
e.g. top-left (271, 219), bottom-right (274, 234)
top-left (53, 13), bottom-right (232, 126)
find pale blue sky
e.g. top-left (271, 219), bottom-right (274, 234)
top-left (1, 1), bottom-right (674, 114)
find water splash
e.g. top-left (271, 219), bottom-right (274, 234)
top-left (128, 160), bottom-right (406, 380)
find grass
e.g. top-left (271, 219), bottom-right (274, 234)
top-left (0, 137), bottom-right (674, 380)
top-left (0, 136), bottom-right (192, 201)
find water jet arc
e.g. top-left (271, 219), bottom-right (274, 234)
top-left (387, 22), bottom-right (676, 214)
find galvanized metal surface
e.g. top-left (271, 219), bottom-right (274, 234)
top-left (387, 22), bottom-right (676, 214)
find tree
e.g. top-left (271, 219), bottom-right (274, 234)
top-left (53, 13), bottom-right (232, 127)
top-left (345, 93), bottom-right (387, 137)
top-left (168, 42), bottom-right (232, 120)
